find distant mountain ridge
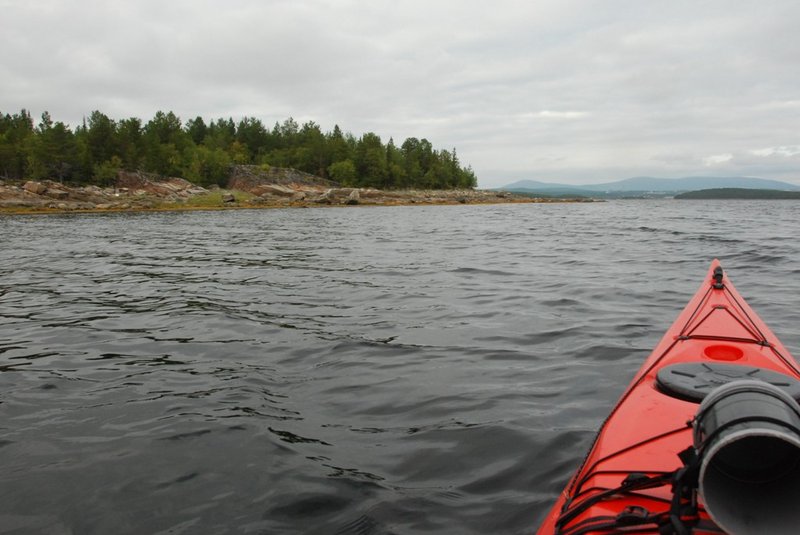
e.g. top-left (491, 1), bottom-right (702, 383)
top-left (502, 176), bottom-right (800, 196)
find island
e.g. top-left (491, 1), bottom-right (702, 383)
top-left (0, 109), bottom-right (592, 214)
top-left (674, 188), bottom-right (800, 200)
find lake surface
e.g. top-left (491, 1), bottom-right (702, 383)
top-left (2, 200), bottom-right (800, 534)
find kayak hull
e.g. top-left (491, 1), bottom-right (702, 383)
top-left (536, 260), bottom-right (800, 534)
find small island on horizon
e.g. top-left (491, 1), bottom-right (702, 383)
top-left (674, 188), bottom-right (800, 200)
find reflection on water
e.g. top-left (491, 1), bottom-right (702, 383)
top-left (2, 200), bottom-right (800, 533)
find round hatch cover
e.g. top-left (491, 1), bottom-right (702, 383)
top-left (656, 362), bottom-right (800, 403)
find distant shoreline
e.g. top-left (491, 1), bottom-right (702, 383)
top-left (0, 198), bottom-right (587, 217)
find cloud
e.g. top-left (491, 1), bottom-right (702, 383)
top-left (751, 146), bottom-right (800, 158)
top-left (703, 153), bottom-right (734, 167)
top-left (535, 110), bottom-right (588, 119)
top-left (2, 0), bottom-right (800, 187)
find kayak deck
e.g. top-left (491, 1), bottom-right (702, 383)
top-left (536, 260), bottom-right (800, 534)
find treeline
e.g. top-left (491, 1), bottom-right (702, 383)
top-left (0, 109), bottom-right (477, 189)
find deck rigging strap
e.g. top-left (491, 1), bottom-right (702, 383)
top-left (568, 426), bottom-right (688, 502)
top-left (555, 447), bottom-right (703, 535)
top-left (556, 472), bottom-right (672, 530)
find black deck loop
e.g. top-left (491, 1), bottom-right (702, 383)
top-left (712, 266), bottom-right (724, 289)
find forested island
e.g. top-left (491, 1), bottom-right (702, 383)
top-left (674, 188), bottom-right (800, 199)
top-left (1, 109), bottom-right (577, 213)
top-left (0, 109), bottom-right (477, 189)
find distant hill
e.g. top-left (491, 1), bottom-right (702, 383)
top-left (500, 180), bottom-right (599, 198)
top-left (502, 179), bottom-right (580, 191)
top-left (501, 176), bottom-right (800, 198)
top-left (675, 188), bottom-right (800, 200)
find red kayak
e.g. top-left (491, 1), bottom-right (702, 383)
top-left (536, 260), bottom-right (800, 535)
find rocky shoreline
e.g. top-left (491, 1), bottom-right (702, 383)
top-left (0, 166), bottom-right (590, 214)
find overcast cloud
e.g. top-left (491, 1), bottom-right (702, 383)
top-left (2, 0), bottom-right (799, 187)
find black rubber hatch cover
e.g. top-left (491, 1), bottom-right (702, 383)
top-left (656, 362), bottom-right (800, 403)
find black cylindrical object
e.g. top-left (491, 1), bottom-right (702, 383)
top-left (694, 379), bottom-right (800, 534)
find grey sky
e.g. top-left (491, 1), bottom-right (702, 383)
top-left (2, 0), bottom-right (799, 187)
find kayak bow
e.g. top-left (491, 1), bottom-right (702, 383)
top-left (536, 260), bottom-right (800, 535)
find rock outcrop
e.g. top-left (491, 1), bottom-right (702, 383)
top-left (0, 172), bottom-right (209, 211)
top-left (228, 165), bottom-right (338, 193)
top-left (116, 171), bottom-right (207, 199)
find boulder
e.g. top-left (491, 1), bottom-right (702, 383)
top-left (23, 181), bottom-right (47, 195)
top-left (221, 193), bottom-right (236, 204)
top-left (315, 189), bottom-right (333, 204)
top-left (345, 189), bottom-right (360, 205)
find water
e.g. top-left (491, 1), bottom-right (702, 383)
top-left (2, 200), bottom-right (800, 534)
